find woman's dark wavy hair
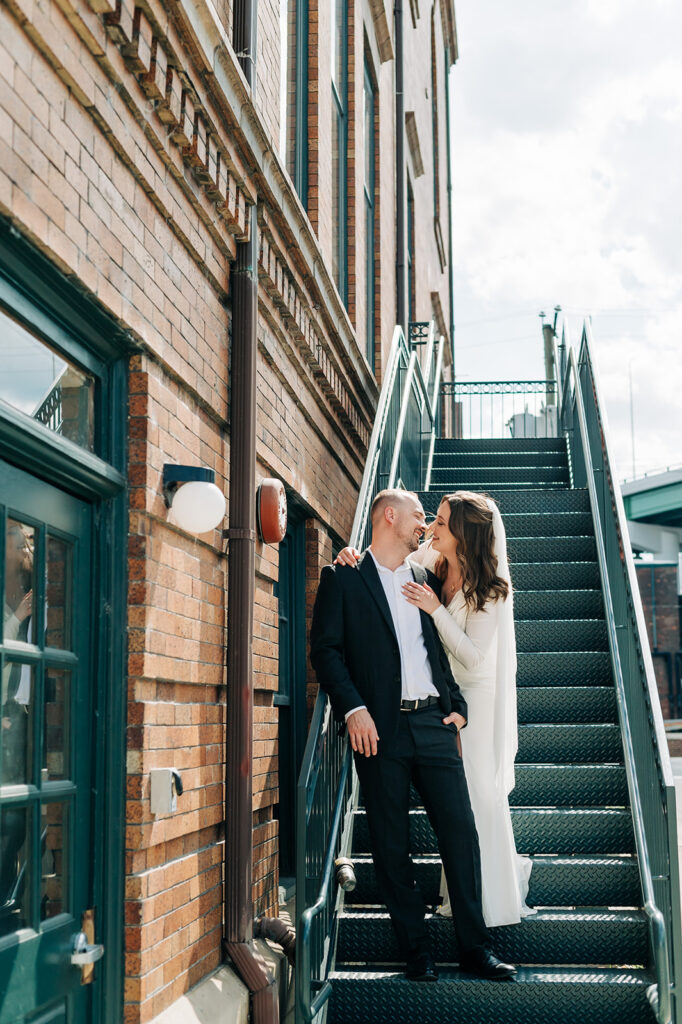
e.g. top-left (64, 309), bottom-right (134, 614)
top-left (434, 491), bottom-right (510, 612)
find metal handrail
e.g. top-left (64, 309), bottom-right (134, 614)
top-left (560, 322), bottom-right (679, 1024)
top-left (296, 320), bottom-right (446, 1023)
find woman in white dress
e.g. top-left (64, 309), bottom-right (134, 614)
top-left (336, 490), bottom-right (534, 928)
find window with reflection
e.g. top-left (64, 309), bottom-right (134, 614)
top-left (279, 0), bottom-right (308, 202)
top-left (0, 306), bottom-right (95, 451)
top-left (331, 0), bottom-right (348, 302)
top-left (407, 179), bottom-right (416, 325)
top-left (364, 59), bottom-right (376, 368)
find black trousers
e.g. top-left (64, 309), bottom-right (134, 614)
top-left (354, 703), bottom-right (490, 960)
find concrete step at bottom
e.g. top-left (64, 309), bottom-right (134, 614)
top-left (327, 966), bottom-right (654, 1024)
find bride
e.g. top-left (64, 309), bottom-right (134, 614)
top-left (336, 490), bottom-right (534, 928)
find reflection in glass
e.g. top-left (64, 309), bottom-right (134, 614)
top-left (41, 802), bottom-right (67, 920)
top-left (0, 804), bottom-right (30, 936)
top-left (1, 662), bottom-right (33, 786)
top-left (44, 669), bottom-right (70, 781)
top-left (4, 519), bottom-right (35, 644)
top-left (46, 537), bottom-right (72, 650)
top-left (0, 306), bottom-right (95, 451)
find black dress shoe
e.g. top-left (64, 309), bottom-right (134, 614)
top-left (459, 947), bottom-right (516, 980)
top-left (405, 952), bottom-right (439, 981)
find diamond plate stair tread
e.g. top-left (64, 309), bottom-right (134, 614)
top-left (348, 855), bottom-right (640, 908)
top-left (517, 724), bottom-right (622, 763)
top-left (336, 908), bottom-right (647, 966)
top-left (517, 651), bottom-right (612, 686)
top-left (418, 489), bottom-right (590, 515)
top-left (352, 808), bottom-right (635, 855)
top-left (509, 536), bottom-right (597, 562)
top-left (517, 686), bottom-right (616, 723)
top-left (514, 590), bottom-right (604, 620)
top-left (434, 438), bottom-right (567, 452)
top-left (504, 513), bottom-right (595, 538)
top-left (513, 561), bottom-right (601, 590)
top-left (512, 765), bottom-right (626, 806)
top-left (327, 967), bottom-right (654, 1024)
top-left (432, 451), bottom-right (569, 468)
top-left (516, 619), bottom-right (608, 652)
top-left (431, 467), bottom-right (570, 485)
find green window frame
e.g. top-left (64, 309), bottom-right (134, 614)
top-left (331, 0), bottom-right (348, 304)
top-left (279, 0), bottom-right (309, 205)
top-left (363, 59), bottom-right (376, 369)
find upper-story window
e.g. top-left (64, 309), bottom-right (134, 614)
top-left (407, 178), bottom-right (416, 326)
top-left (331, 0), bottom-right (348, 303)
top-left (431, 4), bottom-right (446, 269)
top-left (363, 59), bottom-right (376, 368)
top-left (279, 0), bottom-right (308, 204)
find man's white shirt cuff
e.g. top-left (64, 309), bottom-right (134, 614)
top-left (345, 705), bottom-right (367, 721)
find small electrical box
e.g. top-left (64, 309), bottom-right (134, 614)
top-left (150, 768), bottom-right (183, 815)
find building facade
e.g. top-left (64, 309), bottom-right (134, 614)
top-left (0, 1), bottom-right (456, 1021)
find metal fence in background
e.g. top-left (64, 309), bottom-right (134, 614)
top-left (441, 379), bottom-right (558, 440)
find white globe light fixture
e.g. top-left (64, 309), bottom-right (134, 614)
top-left (163, 465), bottom-right (226, 534)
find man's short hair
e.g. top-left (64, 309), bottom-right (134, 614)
top-left (370, 488), bottom-right (418, 525)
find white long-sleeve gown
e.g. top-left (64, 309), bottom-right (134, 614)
top-left (411, 543), bottom-right (535, 927)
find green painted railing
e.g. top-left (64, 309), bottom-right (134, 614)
top-left (295, 321), bottom-right (445, 1023)
top-left (441, 378), bottom-right (558, 439)
top-left (556, 319), bottom-right (682, 1024)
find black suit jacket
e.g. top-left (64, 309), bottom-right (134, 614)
top-left (310, 551), bottom-right (468, 741)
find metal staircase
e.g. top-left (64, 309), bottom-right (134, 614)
top-left (295, 321), bottom-right (682, 1024)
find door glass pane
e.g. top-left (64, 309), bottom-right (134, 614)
top-left (4, 519), bottom-right (36, 644)
top-left (44, 669), bottom-right (70, 782)
top-left (46, 537), bottom-right (72, 651)
top-left (0, 803), bottom-right (30, 935)
top-left (2, 662), bottom-right (34, 785)
top-left (0, 307), bottom-right (95, 451)
top-left (41, 802), bottom-right (68, 920)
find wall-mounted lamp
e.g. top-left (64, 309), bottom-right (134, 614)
top-left (163, 464), bottom-right (226, 534)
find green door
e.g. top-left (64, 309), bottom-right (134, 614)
top-left (0, 460), bottom-right (94, 1023)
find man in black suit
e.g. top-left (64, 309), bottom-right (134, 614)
top-left (310, 488), bottom-right (515, 980)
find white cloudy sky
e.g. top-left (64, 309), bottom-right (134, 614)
top-left (449, 0), bottom-right (682, 480)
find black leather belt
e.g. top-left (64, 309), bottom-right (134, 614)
top-left (400, 695), bottom-right (439, 712)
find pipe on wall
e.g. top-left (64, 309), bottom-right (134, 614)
top-left (224, 1), bottom-right (279, 1021)
top-left (395, 0), bottom-right (407, 333)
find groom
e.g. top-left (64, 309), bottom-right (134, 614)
top-left (310, 489), bottom-right (515, 981)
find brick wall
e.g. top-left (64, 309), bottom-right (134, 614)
top-left (1, 0), bottom-right (456, 1019)
top-left (636, 564), bottom-right (681, 720)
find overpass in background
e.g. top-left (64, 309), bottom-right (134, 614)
top-left (622, 467), bottom-right (682, 565)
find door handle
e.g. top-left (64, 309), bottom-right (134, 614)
top-left (71, 931), bottom-right (105, 966)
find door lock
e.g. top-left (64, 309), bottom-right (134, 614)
top-left (71, 931), bottom-right (105, 966)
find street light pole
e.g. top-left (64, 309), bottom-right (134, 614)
top-left (629, 358), bottom-right (636, 479)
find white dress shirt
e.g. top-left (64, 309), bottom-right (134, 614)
top-left (345, 548), bottom-right (439, 720)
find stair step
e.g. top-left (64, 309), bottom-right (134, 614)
top-left (434, 438), bottom-right (567, 453)
top-left (517, 725), bottom-right (622, 764)
top-left (508, 536), bottom-right (596, 562)
top-left (432, 451), bottom-right (568, 468)
top-left (335, 908), bottom-right (647, 967)
top-left (512, 765), bottom-right (627, 806)
top-left (517, 686), bottom-right (616, 723)
top-left (514, 590), bottom-right (604, 620)
top-left (419, 489), bottom-right (590, 515)
top-left (517, 651), bottom-right (612, 687)
top-left (503, 512), bottom-right (593, 538)
top-left (327, 966), bottom-right (653, 1024)
top-left (516, 619), bottom-right (608, 652)
top-left (347, 855), bottom-right (640, 908)
top-left (430, 466), bottom-right (570, 486)
top-left (352, 808), bottom-right (635, 855)
top-left (513, 561), bottom-right (600, 590)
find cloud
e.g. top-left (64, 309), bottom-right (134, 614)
top-left (451, 0), bottom-right (682, 477)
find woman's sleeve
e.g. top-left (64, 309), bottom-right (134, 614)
top-left (432, 600), bottom-right (499, 670)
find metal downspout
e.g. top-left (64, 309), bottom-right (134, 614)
top-left (224, 1), bottom-right (279, 1019)
top-left (395, 0), bottom-right (407, 332)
